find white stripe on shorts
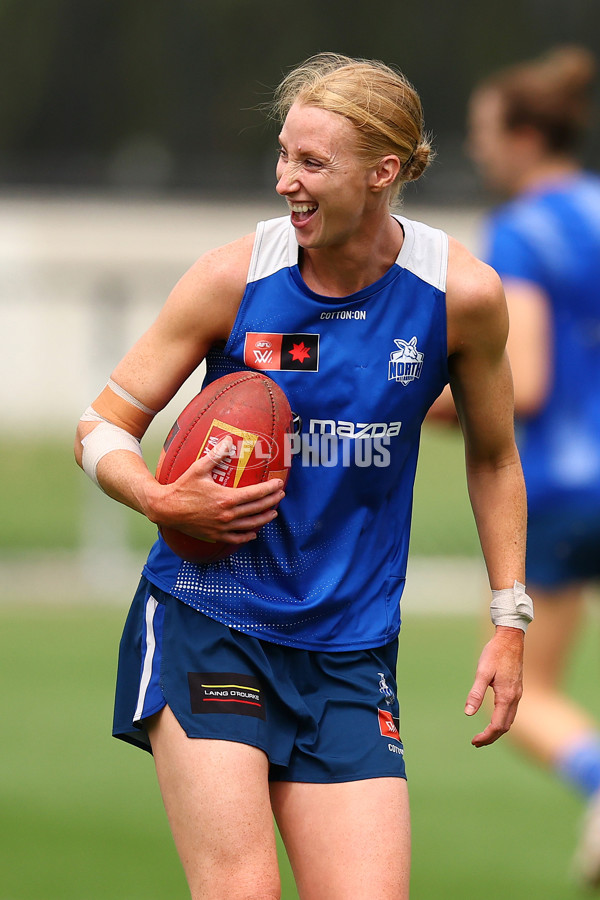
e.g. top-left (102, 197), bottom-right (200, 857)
top-left (133, 595), bottom-right (159, 723)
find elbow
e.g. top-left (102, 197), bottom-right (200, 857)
top-left (74, 430), bottom-right (84, 469)
top-left (74, 420), bottom-right (90, 469)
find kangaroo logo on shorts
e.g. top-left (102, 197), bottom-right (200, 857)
top-left (388, 336), bottom-right (424, 384)
top-left (378, 672), bottom-right (395, 706)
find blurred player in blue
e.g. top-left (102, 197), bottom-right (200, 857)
top-left (468, 46), bottom-right (600, 888)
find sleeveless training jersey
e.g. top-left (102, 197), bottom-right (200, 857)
top-left (144, 215), bottom-right (449, 650)
top-left (483, 173), bottom-right (600, 514)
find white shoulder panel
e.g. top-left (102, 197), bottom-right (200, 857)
top-left (247, 216), bottom-right (298, 284)
top-left (247, 214), bottom-right (448, 290)
top-left (394, 215), bottom-right (449, 292)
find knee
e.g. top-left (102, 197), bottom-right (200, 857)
top-left (189, 871), bottom-right (281, 900)
top-left (190, 886), bottom-right (280, 900)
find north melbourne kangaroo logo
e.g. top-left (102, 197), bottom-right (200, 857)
top-left (388, 337), bottom-right (424, 385)
top-left (378, 672), bottom-right (395, 706)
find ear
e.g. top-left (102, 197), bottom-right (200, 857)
top-left (512, 124), bottom-right (547, 153)
top-left (369, 155), bottom-right (402, 192)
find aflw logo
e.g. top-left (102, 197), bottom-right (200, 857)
top-left (244, 332), bottom-right (319, 372)
top-left (388, 337), bottom-right (424, 385)
top-left (252, 340), bottom-right (273, 365)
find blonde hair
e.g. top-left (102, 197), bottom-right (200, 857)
top-left (271, 52), bottom-right (433, 199)
top-left (480, 45), bottom-right (597, 153)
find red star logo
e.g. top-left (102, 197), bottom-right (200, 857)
top-left (288, 341), bottom-right (311, 363)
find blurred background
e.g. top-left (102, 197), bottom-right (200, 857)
top-left (2, 0), bottom-right (600, 197)
top-left (1, 1), bottom-right (600, 898)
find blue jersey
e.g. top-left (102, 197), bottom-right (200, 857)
top-left (483, 174), bottom-right (600, 513)
top-left (144, 215), bottom-right (449, 650)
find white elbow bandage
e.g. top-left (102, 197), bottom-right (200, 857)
top-left (80, 406), bottom-right (143, 487)
top-left (490, 580), bottom-right (534, 632)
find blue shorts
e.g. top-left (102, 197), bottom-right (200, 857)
top-left (526, 503), bottom-right (600, 589)
top-left (113, 577), bottom-right (406, 783)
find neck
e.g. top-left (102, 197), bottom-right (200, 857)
top-left (300, 213), bottom-right (403, 297)
top-left (512, 157), bottom-right (580, 195)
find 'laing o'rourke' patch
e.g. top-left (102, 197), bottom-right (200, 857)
top-left (188, 672), bottom-right (266, 720)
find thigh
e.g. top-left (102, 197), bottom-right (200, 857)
top-left (270, 777), bottom-right (410, 900)
top-left (523, 584), bottom-right (586, 687)
top-left (147, 705), bottom-right (280, 900)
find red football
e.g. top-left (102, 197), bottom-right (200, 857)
top-left (155, 371), bottom-right (293, 564)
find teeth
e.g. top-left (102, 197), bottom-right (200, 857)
top-left (290, 203), bottom-right (317, 213)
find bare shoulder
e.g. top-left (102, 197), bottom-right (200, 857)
top-left (447, 236), bottom-right (504, 312)
top-left (446, 236), bottom-right (508, 355)
top-left (106, 231), bottom-right (256, 413)
top-left (162, 231), bottom-right (256, 342)
top-left (189, 231), bottom-right (255, 288)
top-left (174, 232), bottom-right (255, 308)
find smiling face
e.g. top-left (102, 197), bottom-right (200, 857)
top-left (276, 102), bottom-right (378, 250)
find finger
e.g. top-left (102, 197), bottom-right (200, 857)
top-left (192, 444), bottom-right (285, 501)
top-left (504, 700), bottom-right (519, 731)
top-left (229, 490), bottom-right (285, 519)
top-left (471, 696), bottom-right (516, 747)
top-left (207, 435), bottom-right (235, 463)
top-left (472, 716), bottom-right (510, 747)
top-left (471, 724), bottom-right (503, 748)
top-left (464, 677), bottom-right (487, 716)
top-left (192, 436), bottom-right (235, 474)
top-left (224, 508), bottom-right (279, 533)
top-left (174, 522), bottom-right (261, 546)
top-left (193, 505), bottom-right (281, 543)
top-left (218, 529), bottom-right (260, 545)
top-left (228, 479), bottom-right (285, 505)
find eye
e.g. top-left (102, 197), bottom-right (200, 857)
top-left (277, 146), bottom-right (288, 161)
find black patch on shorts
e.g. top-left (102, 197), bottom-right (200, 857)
top-left (188, 672), bottom-right (266, 719)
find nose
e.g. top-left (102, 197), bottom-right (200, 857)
top-left (276, 159), bottom-right (301, 196)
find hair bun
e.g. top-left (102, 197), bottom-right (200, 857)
top-left (403, 142), bottom-right (435, 183)
top-left (544, 45), bottom-right (597, 94)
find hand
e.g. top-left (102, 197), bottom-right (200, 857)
top-left (153, 437), bottom-right (286, 545)
top-left (464, 626), bottom-right (524, 747)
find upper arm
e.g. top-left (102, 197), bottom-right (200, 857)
top-left (85, 233), bottom-right (255, 436)
top-left (445, 238), bottom-right (516, 465)
top-left (503, 278), bottom-right (552, 416)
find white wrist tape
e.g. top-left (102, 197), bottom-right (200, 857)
top-left (490, 580), bottom-right (534, 632)
top-left (81, 415), bottom-right (143, 487)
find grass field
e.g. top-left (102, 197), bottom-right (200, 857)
top-left (1, 427), bottom-right (598, 898)
top-left (1, 605), bottom-right (598, 899)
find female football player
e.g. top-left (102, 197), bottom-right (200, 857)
top-left (75, 53), bottom-right (530, 899)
